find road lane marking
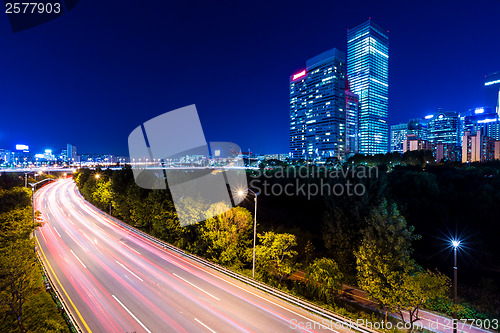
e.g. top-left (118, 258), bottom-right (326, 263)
top-left (112, 295), bottom-right (152, 333)
top-left (65, 182), bottom-right (335, 332)
top-left (119, 240), bottom-right (141, 255)
top-left (53, 226), bottom-right (62, 238)
top-left (116, 261), bottom-right (144, 282)
top-left (70, 250), bottom-right (87, 269)
top-left (80, 229), bottom-right (97, 246)
top-left (35, 237), bottom-right (93, 333)
top-left (195, 318), bottom-right (217, 333)
top-left (173, 273), bottom-right (220, 301)
top-left (186, 265), bottom-right (340, 332)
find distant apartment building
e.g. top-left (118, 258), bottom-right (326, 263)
top-left (390, 123), bottom-right (408, 153)
top-left (436, 143), bottom-right (461, 163)
top-left (407, 118), bottom-right (429, 140)
top-left (402, 134), bottom-right (434, 153)
top-left (347, 19), bottom-right (389, 155)
top-left (289, 48), bottom-right (346, 161)
top-left (462, 107), bottom-right (500, 141)
top-left (462, 131), bottom-right (497, 163)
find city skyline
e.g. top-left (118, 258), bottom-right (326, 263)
top-left (0, 1), bottom-right (499, 156)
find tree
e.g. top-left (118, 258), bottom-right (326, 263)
top-left (93, 178), bottom-right (112, 211)
top-left (305, 257), bottom-right (343, 303)
top-left (0, 208), bottom-right (34, 248)
top-left (255, 231), bottom-right (297, 284)
top-left (391, 269), bottom-right (449, 330)
top-left (200, 203), bottom-right (253, 269)
top-left (355, 199), bottom-right (419, 320)
top-left (0, 238), bottom-right (38, 332)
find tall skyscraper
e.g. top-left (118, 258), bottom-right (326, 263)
top-left (347, 19), bottom-right (389, 155)
top-left (289, 48), bottom-right (346, 161)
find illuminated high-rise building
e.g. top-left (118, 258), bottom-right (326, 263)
top-left (289, 48), bottom-right (346, 161)
top-left (345, 80), bottom-right (359, 156)
top-left (485, 72), bottom-right (500, 116)
top-left (347, 19), bottom-right (389, 155)
top-left (427, 111), bottom-right (461, 146)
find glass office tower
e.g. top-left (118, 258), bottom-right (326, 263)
top-left (289, 48), bottom-right (346, 161)
top-left (427, 111), bottom-right (461, 146)
top-left (347, 19), bottom-right (389, 155)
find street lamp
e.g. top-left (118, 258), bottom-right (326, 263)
top-left (95, 174), bottom-right (100, 179)
top-left (451, 239), bottom-right (461, 333)
top-left (237, 188), bottom-right (260, 279)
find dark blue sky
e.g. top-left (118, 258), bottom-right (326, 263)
top-left (0, 0), bottom-right (498, 155)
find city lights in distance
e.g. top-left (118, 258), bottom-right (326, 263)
top-left (425, 115), bottom-right (434, 119)
top-left (292, 70), bottom-right (306, 81)
top-left (16, 144), bottom-right (29, 151)
top-left (474, 108), bottom-right (484, 114)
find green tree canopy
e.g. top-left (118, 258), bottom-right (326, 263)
top-left (200, 203), bottom-right (253, 269)
top-left (255, 231), bottom-right (297, 284)
top-left (355, 199), bottom-right (420, 318)
top-left (305, 257), bottom-right (343, 303)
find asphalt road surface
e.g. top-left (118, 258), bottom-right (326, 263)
top-left (35, 179), bottom-right (357, 333)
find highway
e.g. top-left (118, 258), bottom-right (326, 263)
top-left (34, 179), bottom-right (356, 333)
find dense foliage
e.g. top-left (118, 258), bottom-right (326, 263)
top-left (0, 174), bottom-right (68, 332)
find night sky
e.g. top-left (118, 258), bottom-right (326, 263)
top-left (0, 0), bottom-right (498, 156)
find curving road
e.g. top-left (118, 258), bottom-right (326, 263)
top-left (34, 179), bottom-right (355, 333)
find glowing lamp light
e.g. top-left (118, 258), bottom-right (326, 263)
top-left (452, 240), bottom-right (461, 248)
top-left (292, 70), bottom-right (306, 81)
top-left (237, 190), bottom-right (244, 197)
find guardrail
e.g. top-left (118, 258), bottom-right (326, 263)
top-left (35, 250), bottom-right (82, 333)
top-left (77, 191), bottom-right (380, 333)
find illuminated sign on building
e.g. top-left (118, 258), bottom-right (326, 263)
top-left (485, 79), bottom-right (500, 86)
top-left (15, 144), bottom-right (29, 151)
top-left (292, 70), bottom-right (306, 81)
top-left (478, 118), bottom-right (498, 124)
